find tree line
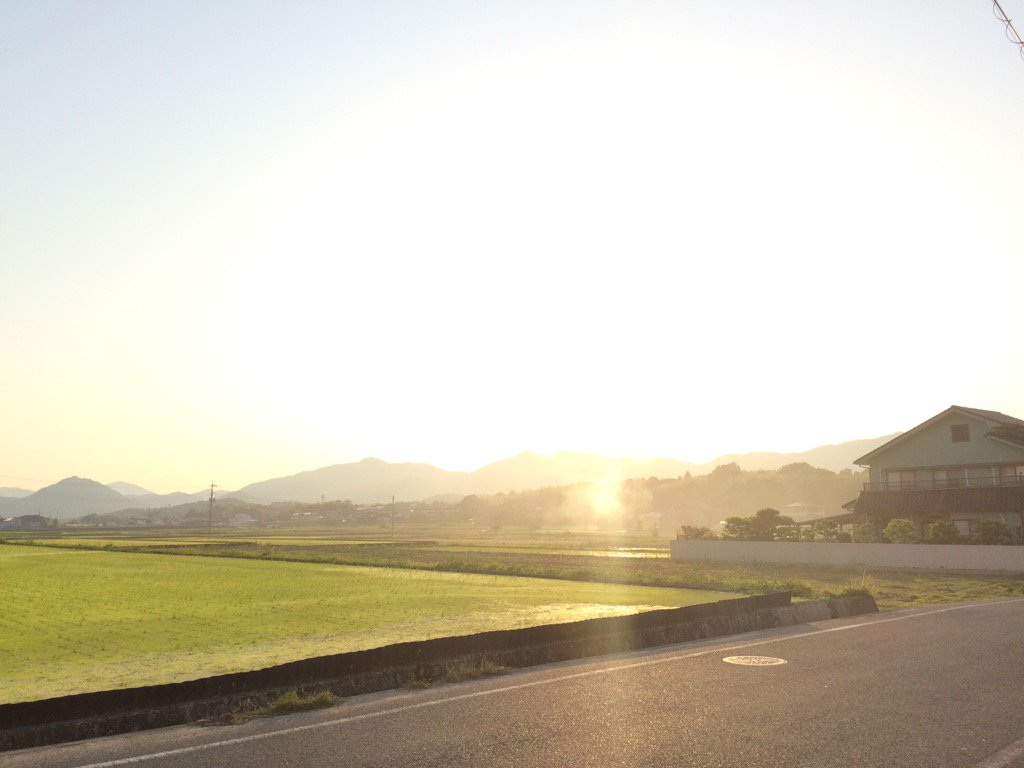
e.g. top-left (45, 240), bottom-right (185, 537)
top-left (459, 462), bottom-right (866, 532)
top-left (678, 508), bottom-right (1019, 545)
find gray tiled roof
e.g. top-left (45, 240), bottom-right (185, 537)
top-left (952, 406), bottom-right (1024, 430)
top-left (988, 426), bottom-right (1024, 448)
top-left (853, 486), bottom-right (1024, 517)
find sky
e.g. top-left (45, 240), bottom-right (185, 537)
top-left (2, 1), bottom-right (1023, 493)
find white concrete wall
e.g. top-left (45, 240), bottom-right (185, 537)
top-left (670, 539), bottom-right (1024, 572)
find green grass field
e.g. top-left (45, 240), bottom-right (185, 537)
top-left (13, 529), bottom-right (671, 557)
top-left (15, 529), bottom-right (1024, 611)
top-left (8, 527), bottom-right (1023, 707)
top-left (28, 537), bottom-right (668, 559)
top-left (0, 545), bottom-right (736, 704)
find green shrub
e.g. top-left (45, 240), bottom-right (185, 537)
top-left (677, 526), bottom-right (717, 540)
top-left (721, 509), bottom-right (796, 541)
top-left (851, 523), bottom-right (877, 543)
top-left (883, 518), bottom-right (917, 544)
top-left (973, 520), bottom-right (1015, 545)
top-left (926, 521), bottom-right (964, 544)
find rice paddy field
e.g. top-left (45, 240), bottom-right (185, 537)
top-left (12, 528), bottom-right (1024, 613)
top-left (27, 537), bottom-right (668, 559)
top-left (0, 545), bottom-right (737, 704)
top-left (15, 531), bottom-right (670, 558)
top-left (7, 526), bottom-right (1024, 706)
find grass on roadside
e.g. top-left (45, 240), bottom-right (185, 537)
top-left (253, 689), bottom-right (338, 717)
top-left (208, 688), bottom-right (340, 725)
top-left (407, 660), bottom-right (510, 689)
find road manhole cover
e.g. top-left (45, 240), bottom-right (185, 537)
top-left (722, 656), bottom-right (787, 666)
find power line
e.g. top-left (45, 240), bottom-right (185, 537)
top-left (992, 0), bottom-right (1024, 62)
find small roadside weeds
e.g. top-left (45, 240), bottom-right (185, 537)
top-left (407, 660), bottom-right (510, 689)
top-left (201, 689), bottom-right (340, 725)
top-left (199, 662), bottom-right (512, 726)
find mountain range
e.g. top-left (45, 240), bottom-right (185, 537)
top-left (2, 433), bottom-right (895, 520)
top-left (0, 487), bottom-right (33, 498)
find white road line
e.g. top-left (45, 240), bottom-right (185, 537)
top-left (972, 735), bottom-right (1024, 768)
top-left (67, 598), bottom-right (1024, 768)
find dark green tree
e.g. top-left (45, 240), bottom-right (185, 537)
top-left (720, 516), bottom-right (754, 540)
top-left (750, 508), bottom-right (796, 541)
top-left (678, 525), bottom-right (717, 540)
top-left (926, 520), bottom-right (963, 544)
top-left (851, 523), bottom-right (877, 543)
top-left (973, 520), bottom-right (1015, 545)
top-left (883, 518), bottom-right (917, 543)
top-left (722, 508), bottom-right (795, 541)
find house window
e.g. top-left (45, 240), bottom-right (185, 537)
top-left (932, 469), bottom-right (948, 489)
top-left (1001, 466), bottom-right (1024, 486)
top-left (966, 466), bottom-right (997, 487)
top-left (951, 424), bottom-right (970, 442)
top-left (886, 470), bottom-right (916, 490)
top-left (953, 520), bottom-right (970, 536)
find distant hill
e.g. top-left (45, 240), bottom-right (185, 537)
top-left (703, 434), bottom-right (901, 474)
top-left (127, 490), bottom-right (213, 509)
top-left (17, 433), bottom-right (899, 517)
top-left (14, 477), bottom-right (131, 520)
top-left (0, 487), bottom-right (33, 498)
top-left (8, 480), bottom-right (222, 520)
top-left (234, 434), bottom-right (896, 504)
top-left (106, 481), bottom-right (154, 496)
top-left (235, 458), bottom-right (469, 504)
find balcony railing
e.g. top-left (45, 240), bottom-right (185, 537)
top-left (863, 476), bottom-right (1024, 492)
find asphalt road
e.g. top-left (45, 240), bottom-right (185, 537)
top-left (9, 598), bottom-right (1024, 768)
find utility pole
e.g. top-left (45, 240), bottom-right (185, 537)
top-left (208, 483), bottom-right (217, 535)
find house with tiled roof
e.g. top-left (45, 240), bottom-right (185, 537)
top-left (850, 406), bottom-right (1024, 539)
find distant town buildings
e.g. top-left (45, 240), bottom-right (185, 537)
top-left (0, 514), bottom-right (57, 531)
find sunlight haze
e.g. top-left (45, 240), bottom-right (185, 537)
top-left (2, 1), bottom-right (1022, 492)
